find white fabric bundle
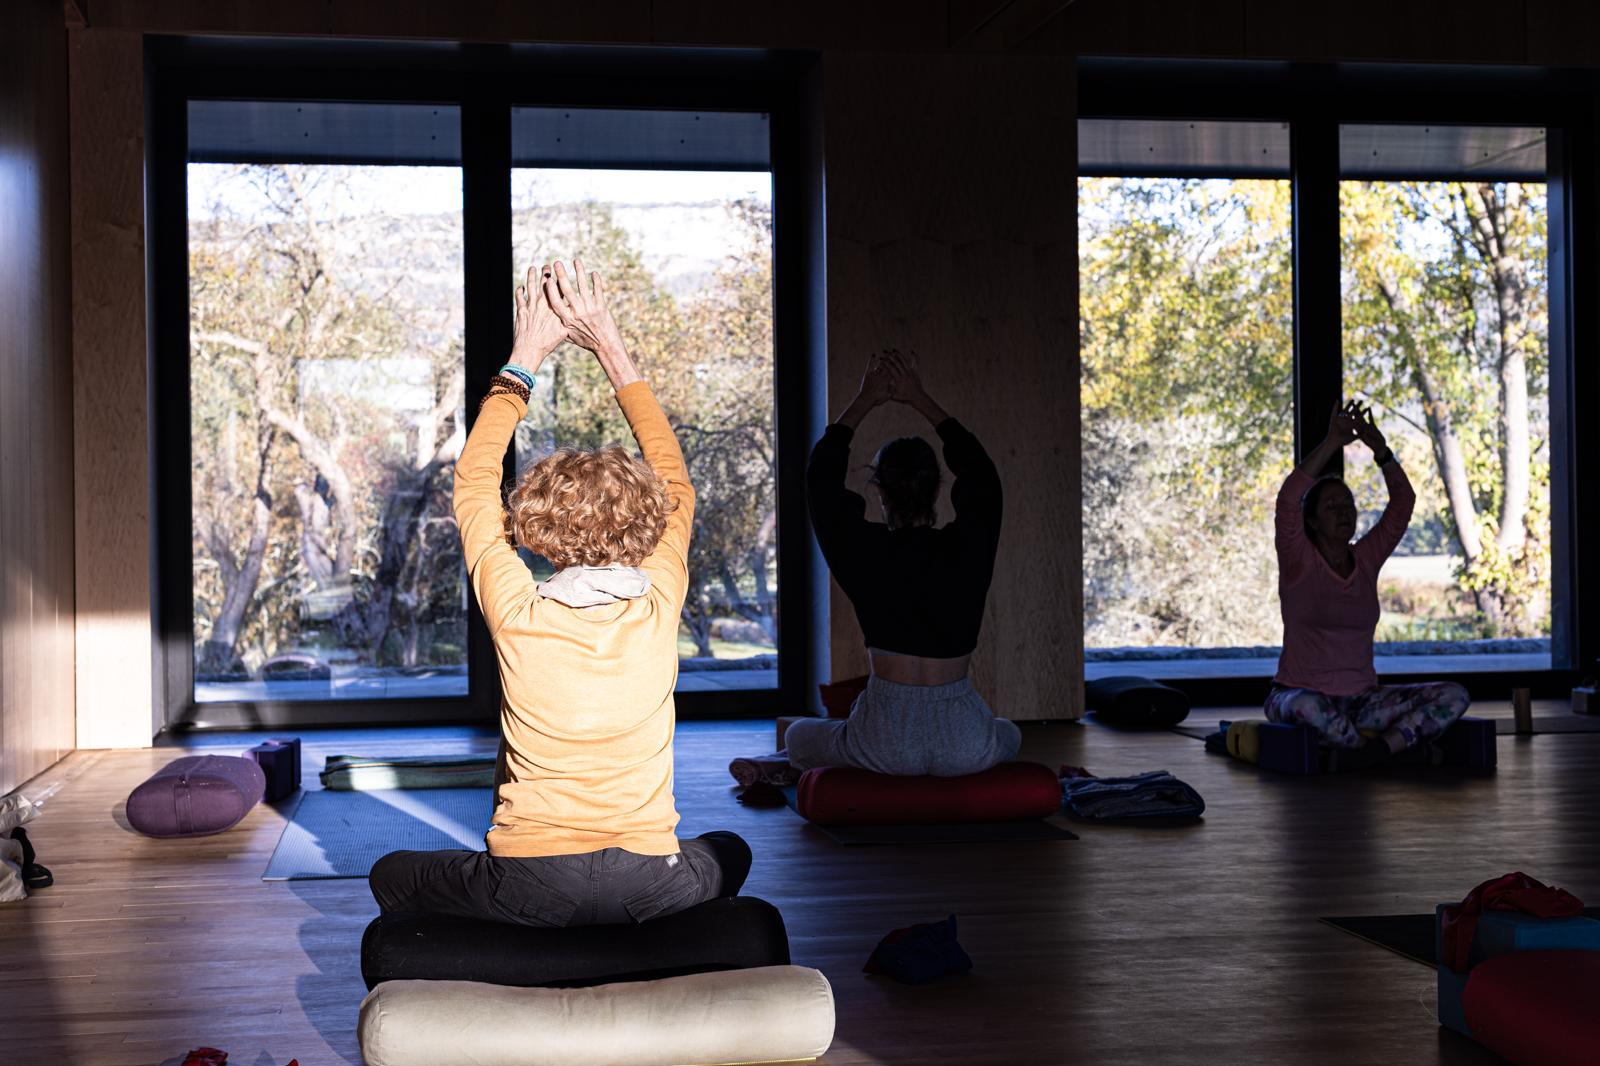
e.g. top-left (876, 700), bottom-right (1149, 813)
top-left (0, 793), bottom-right (37, 904)
top-left (0, 836), bottom-right (23, 904)
top-left (358, 965), bottom-right (835, 1066)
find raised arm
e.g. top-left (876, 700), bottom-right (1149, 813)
top-left (544, 260), bottom-right (693, 603)
top-left (454, 392), bottom-right (535, 635)
top-left (617, 383), bottom-right (694, 602)
top-left (807, 353), bottom-right (894, 565)
top-left (454, 263), bottom-right (570, 634)
top-left (1276, 402), bottom-right (1360, 573)
top-left (806, 423), bottom-right (868, 564)
top-left (1350, 403), bottom-right (1415, 563)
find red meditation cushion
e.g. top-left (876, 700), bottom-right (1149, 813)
top-left (795, 762), bottom-right (1062, 826)
top-left (1462, 949), bottom-right (1600, 1066)
top-left (818, 676), bottom-right (868, 719)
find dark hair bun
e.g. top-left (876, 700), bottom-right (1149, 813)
top-left (870, 436), bottom-right (941, 528)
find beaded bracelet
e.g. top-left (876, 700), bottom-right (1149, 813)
top-left (477, 388), bottom-right (525, 415)
top-left (477, 374), bottom-right (530, 414)
top-left (488, 373), bottom-right (530, 402)
top-left (498, 364), bottom-right (536, 391)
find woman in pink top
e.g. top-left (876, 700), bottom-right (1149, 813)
top-left (1269, 401), bottom-right (1470, 769)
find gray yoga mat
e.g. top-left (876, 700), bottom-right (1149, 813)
top-left (264, 788), bottom-right (493, 880)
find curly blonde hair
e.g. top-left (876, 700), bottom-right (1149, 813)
top-left (505, 445), bottom-right (673, 568)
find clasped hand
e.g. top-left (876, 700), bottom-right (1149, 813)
top-left (508, 259), bottom-right (627, 374)
top-left (857, 348), bottom-right (928, 408)
top-left (1328, 399), bottom-right (1387, 453)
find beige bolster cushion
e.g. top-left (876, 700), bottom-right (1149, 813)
top-left (358, 964), bottom-right (836, 1066)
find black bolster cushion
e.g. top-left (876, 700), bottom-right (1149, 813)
top-left (360, 895), bottom-right (791, 991)
top-left (1085, 676), bottom-right (1191, 729)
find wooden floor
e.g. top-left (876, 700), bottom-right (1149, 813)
top-left (4, 708), bottom-right (1597, 1066)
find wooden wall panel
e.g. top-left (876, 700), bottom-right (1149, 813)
top-left (947, 0), bottom-right (1020, 46)
top-left (1244, 0), bottom-right (1527, 64)
top-left (69, 29), bottom-right (154, 750)
top-left (1021, 0), bottom-right (1247, 58)
top-left (1526, 0), bottom-right (1600, 65)
top-left (649, 0), bottom-right (947, 49)
top-left (0, 0), bottom-right (77, 794)
top-left (68, 0), bottom-right (1600, 64)
top-left (820, 51), bottom-right (1082, 720)
top-left (83, 0), bottom-right (948, 49)
top-left (83, 0), bottom-right (654, 42)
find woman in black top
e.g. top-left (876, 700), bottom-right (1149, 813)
top-left (730, 350), bottom-right (1016, 783)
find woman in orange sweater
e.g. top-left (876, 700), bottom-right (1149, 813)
top-left (369, 261), bottom-right (749, 927)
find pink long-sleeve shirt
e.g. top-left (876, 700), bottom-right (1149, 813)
top-left (1273, 463), bottom-right (1415, 696)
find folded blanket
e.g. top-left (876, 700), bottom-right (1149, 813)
top-left (1061, 770), bottom-right (1205, 820)
top-left (320, 755), bottom-right (497, 791)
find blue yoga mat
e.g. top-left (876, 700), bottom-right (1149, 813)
top-left (263, 787), bottom-right (494, 881)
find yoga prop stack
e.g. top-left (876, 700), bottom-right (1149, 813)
top-left (1435, 876), bottom-right (1600, 1065)
top-left (358, 897), bottom-right (835, 1066)
top-left (1203, 716), bottom-right (1496, 774)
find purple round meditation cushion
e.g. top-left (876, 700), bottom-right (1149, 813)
top-left (125, 755), bottom-right (266, 838)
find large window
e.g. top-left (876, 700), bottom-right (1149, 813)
top-left (151, 46), bottom-right (809, 728)
top-left (1079, 121), bottom-right (1294, 659)
top-left (187, 104), bottom-right (469, 703)
top-left (1078, 100), bottom-right (1573, 683)
top-left (1341, 126), bottom-right (1551, 662)
top-left (509, 109), bottom-right (777, 691)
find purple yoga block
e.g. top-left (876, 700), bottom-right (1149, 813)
top-left (1257, 723), bottom-right (1320, 775)
top-left (1438, 717), bottom-right (1497, 770)
top-left (125, 755), bottom-right (266, 838)
top-left (249, 737), bottom-right (303, 802)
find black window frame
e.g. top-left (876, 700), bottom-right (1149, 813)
top-left (1078, 58), bottom-right (1599, 704)
top-left (148, 37), bottom-right (825, 731)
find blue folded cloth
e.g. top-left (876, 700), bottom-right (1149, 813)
top-left (863, 914), bottom-right (973, 984)
top-left (1062, 770), bottom-right (1205, 820)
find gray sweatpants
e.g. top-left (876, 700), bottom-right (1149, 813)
top-left (785, 675), bottom-right (1021, 776)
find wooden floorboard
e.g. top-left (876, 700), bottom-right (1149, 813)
top-left (5, 714), bottom-right (1596, 1064)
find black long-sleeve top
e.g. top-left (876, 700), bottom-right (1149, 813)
top-left (806, 419), bottom-right (1003, 659)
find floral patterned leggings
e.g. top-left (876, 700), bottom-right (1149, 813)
top-left (1264, 681), bottom-right (1471, 750)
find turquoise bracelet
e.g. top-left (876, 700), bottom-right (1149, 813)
top-left (498, 364), bottom-right (536, 390)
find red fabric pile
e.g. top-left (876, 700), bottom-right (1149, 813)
top-left (1440, 871), bottom-right (1585, 972)
top-left (180, 1050), bottom-right (296, 1066)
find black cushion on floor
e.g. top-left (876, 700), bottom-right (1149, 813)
top-left (1086, 676), bottom-right (1191, 729)
top-left (360, 895), bottom-right (790, 991)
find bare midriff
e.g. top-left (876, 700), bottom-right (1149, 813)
top-left (868, 647), bottom-right (971, 686)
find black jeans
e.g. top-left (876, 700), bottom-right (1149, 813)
top-left (368, 831), bottom-right (751, 927)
